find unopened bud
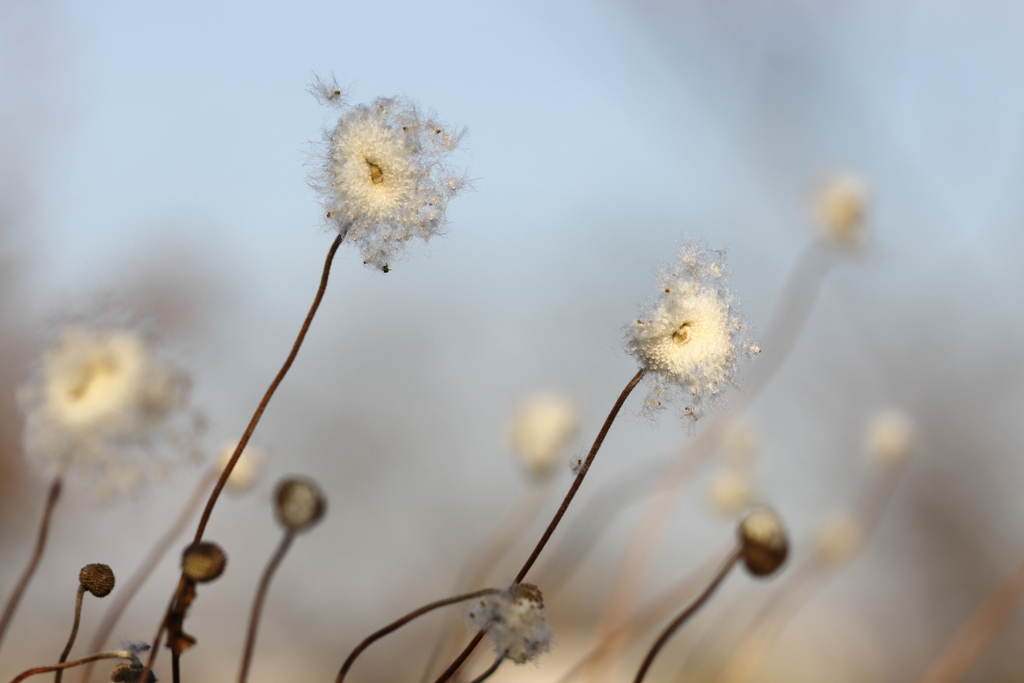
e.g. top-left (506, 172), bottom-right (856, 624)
top-left (274, 477), bottom-right (326, 533)
top-left (79, 563), bottom-right (116, 597)
top-left (738, 506), bottom-right (788, 577)
top-left (182, 542), bottom-right (227, 583)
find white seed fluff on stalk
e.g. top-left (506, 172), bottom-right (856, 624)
top-left (507, 393), bottom-right (581, 479)
top-left (625, 242), bottom-right (756, 420)
top-left (311, 79), bottom-right (467, 271)
top-left (467, 583), bottom-right (553, 665)
top-left (17, 323), bottom-right (200, 496)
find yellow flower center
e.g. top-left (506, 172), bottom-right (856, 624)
top-left (672, 322), bottom-right (693, 345)
top-left (367, 161), bottom-right (384, 184)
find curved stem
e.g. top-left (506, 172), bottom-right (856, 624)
top-left (54, 586), bottom-right (86, 683)
top-left (334, 589), bottom-right (499, 683)
top-left (419, 479), bottom-right (555, 683)
top-left (137, 236), bottom-right (341, 683)
top-left (431, 631), bottom-right (486, 683)
top-left (431, 370), bottom-right (645, 683)
top-left (193, 233), bottom-right (343, 543)
top-left (77, 468), bottom-right (218, 683)
top-left (136, 580), bottom-right (180, 683)
top-left (9, 651), bottom-right (132, 683)
top-left (633, 547), bottom-right (742, 683)
top-left (0, 478), bottom-right (63, 653)
top-left (237, 532), bottom-right (294, 683)
top-left (514, 369), bottom-right (645, 585)
top-left (467, 655), bottom-right (503, 683)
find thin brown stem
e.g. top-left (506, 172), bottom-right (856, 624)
top-left (237, 532), bottom-right (294, 683)
top-left (514, 369), bottom-right (645, 585)
top-left (432, 370), bottom-right (645, 683)
top-left (137, 580), bottom-right (181, 683)
top-left (54, 586), bottom-right (86, 683)
top-left (335, 589), bottom-right (500, 683)
top-left (137, 236), bottom-right (341, 683)
top-left (77, 468), bottom-right (218, 683)
top-left (431, 631), bottom-right (486, 683)
top-left (467, 655), bottom-right (503, 683)
top-left (193, 233), bottom-right (343, 543)
top-left (0, 478), bottom-right (63, 653)
top-left (9, 651), bottom-right (132, 683)
top-left (633, 547), bottom-right (742, 683)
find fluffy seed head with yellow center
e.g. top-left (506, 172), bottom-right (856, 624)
top-left (311, 82), bottom-right (467, 271)
top-left (18, 322), bottom-right (200, 496)
top-left (625, 242), bottom-right (757, 420)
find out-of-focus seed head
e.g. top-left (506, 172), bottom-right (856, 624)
top-left (79, 563), bottom-right (116, 597)
top-left (738, 506), bottom-right (789, 577)
top-left (274, 477), bottom-right (326, 533)
top-left (507, 393), bottom-right (580, 479)
top-left (181, 541), bottom-right (227, 583)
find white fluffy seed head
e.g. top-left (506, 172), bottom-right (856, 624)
top-left (18, 322), bottom-right (200, 496)
top-left (311, 91), bottom-right (467, 271)
top-left (507, 393), bottom-right (580, 479)
top-left (467, 583), bottom-right (553, 665)
top-left (217, 440), bottom-right (267, 495)
top-left (625, 242), bottom-right (756, 421)
top-left (864, 410), bottom-right (916, 467)
top-left (275, 477), bottom-right (327, 533)
top-left (738, 506), bottom-right (789, 577)
top-left (812, 173), bottom-right (869, 247)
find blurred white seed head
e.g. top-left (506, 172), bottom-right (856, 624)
top-left (217, 440), bottom-right (267, 495)
top-left (468, 583), bottom-right (553, 665)
top-left (814, 513), bottom-right (865, 565)
top-left (310, 76), bottom-right (468, 271)
top-left (738, 506), bottom-right (789, 577)
top-left (275, 477), bottom-right (327, 533)
top-left (625, 242), bottom-right (756, 420)
top-left (812, 173), bottom-right (869, 247)
top-left (18, 322), bottom-right (201, 496)
top-left (507, 393), bottom-right (581, 479)
top-left (864, 410), bottom-right (916, 467)
top-left (707, 467), bottom-right (759, 518)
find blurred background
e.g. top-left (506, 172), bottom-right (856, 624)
top-left (2, 0), bottom-right (1024, 682)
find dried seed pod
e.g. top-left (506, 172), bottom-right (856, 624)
top-left (737, 506), bottom-right (788, 577)
top-left (274, 477), bottom-right (326, 533)
top-left (181, 541), bottom-right (227, 583)
top-left (110, 663), bottom-right (157, 683)
top-left (79, 563), bottom-right (116, 597)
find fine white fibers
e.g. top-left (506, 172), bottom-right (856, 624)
top-left (313, 90), bottom-right (467, 271)
top-left (467, 584), bottom-right (552, 665)
top-left (18, 324), bottom-right (200, 496)
top-left (625, 242), bottom-right (755, 420)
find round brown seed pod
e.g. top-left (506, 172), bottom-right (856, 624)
top-left (110, 663), bottom-right (157, 683)
top-left (737, 506), bottom-right (789, 577)
top-left (79, 563), bottom-right (116, 597)
top-left (274, 477), bottom-right (326, 533)
top-left (181, 541), bottom-right (227, 583)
